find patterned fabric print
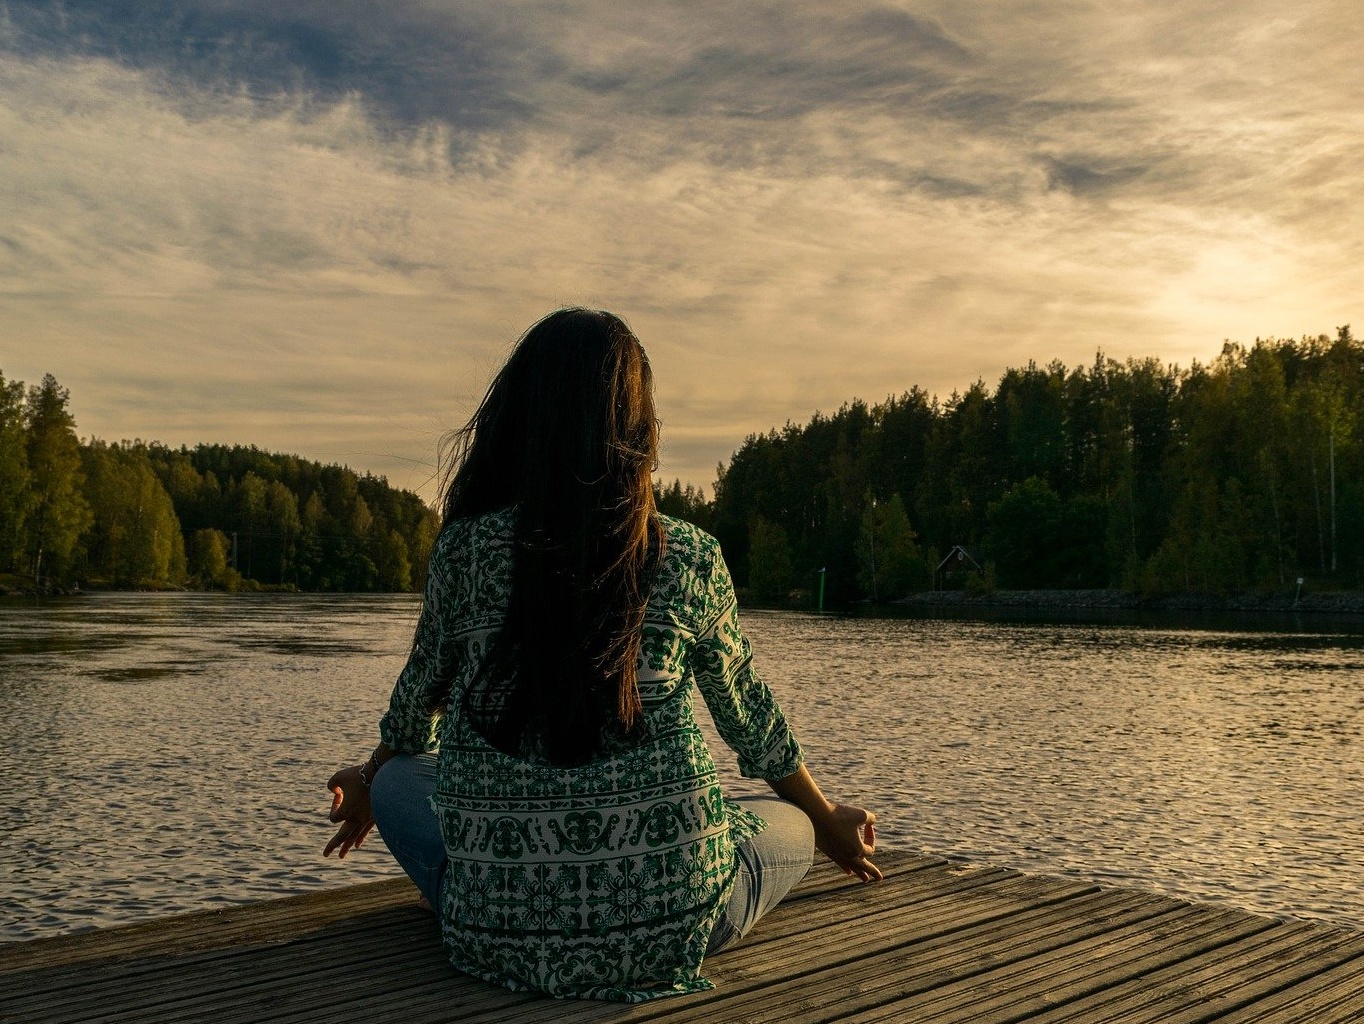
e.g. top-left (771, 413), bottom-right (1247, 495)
top-left (378, 510), bottom-right (805, 1001)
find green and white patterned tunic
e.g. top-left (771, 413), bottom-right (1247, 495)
top-left (378, 509), bottom-right (805, 1001)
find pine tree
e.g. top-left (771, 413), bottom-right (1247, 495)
top-left (0, 370), bottom-right (31, 572)
top-left (24, 375), bottom-right (92, 584)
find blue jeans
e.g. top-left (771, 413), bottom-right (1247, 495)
top-left (369, 755), bottom-right (814, 953)
top-left (369, 754), bottom-right (446, 909)
top-left (703, 794), bottom-right (815, 953)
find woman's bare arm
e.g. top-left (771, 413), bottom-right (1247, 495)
top-left (768, 764), bottom-right (881, 882)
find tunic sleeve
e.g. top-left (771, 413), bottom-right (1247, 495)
top-left (378, 529), bottom-right (458, 754)
top-left (686, 538), bottom-right (804, 781)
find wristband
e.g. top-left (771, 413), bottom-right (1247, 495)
top-left (357, 752), bottom-right (380, 789)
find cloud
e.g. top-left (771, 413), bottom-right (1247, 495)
top-left (2, 1), bottom-right (1361, 497)
top-left (3, 0), bottom-right (524, 130)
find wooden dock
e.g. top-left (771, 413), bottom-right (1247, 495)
top-left (5, 851), bottom-right (1364, 1023)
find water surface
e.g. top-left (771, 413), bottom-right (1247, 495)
top-left (2, 594), bottom-right (1361, 940)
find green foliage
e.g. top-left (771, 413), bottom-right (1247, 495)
top-left (149, 453), bottom-right (437, 592)
top-left (10, 325), bottom-right (1362, 599)
top-left (24, 375), bottom-right (92, 583)
top-left (856, 494), bottom-right (929, 600)
top-left (986, 477), bottom-right (1064, 588)
top-left (654, 479), bottom-right (712, 532)
top-left (78, 441), bottom-right (187, 586)
top-left (986, 478), bottom-right (1107, 588)
top-left (373, 528), bottom-right (413, 591)
top-left (963, 561), bottom-right (997, 596)
top-left (746, 515), bottom-right (795, 600)
top-left (0, 372), bottom-right (439, 592)
top-left (710, 329), bottom-right (1364, 600)
top-left (188, 528), bottom-right (232, 588)
top-left (0, 370), bottom-right (32, 571)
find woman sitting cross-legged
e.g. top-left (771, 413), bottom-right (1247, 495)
top-left (324, 307), bottom-right (880, 1001)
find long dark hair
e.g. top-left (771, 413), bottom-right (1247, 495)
top-left (439, 308), bottom-right (663, 764)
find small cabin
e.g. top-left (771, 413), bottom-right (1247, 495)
top-left (935, 545), bottom-right (983, 589)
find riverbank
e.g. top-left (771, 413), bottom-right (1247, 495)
top-left (896, 587), bottom-right (1364, 615)
top-left (0, 573), bottom-right (303, 597)
top-left (0, 573), bottom-right (83, 597)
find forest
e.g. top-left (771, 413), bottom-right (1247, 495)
top-left (659, 328), bottom-right (1364, 605)
top-left (5, 327), bottom-right (1362, 599)
top-left (0, 372), bottom-right (439, 592)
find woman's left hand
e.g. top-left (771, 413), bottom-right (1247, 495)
top-left (813, 803), bottom-right (882, 882)
top-left (323, 764), bottom-right (375, 859)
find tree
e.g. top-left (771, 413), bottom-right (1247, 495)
top-left (856, 494), bottom-right (928, 600)
top-left (234, 472), bottom-right (269, 580)
top-left (373, 528), bottom-right (413, 591)
top-left (1095, 357), bottom-right (1176, 584)
top-left (79, 442), bottom-right (187, 586)
top-left (188, 528), bottom-right (234, 588)
top-left (408, 506), bottom-right (440, 591)
top-left (746, 515), bottom-right (795, 601)
top-left (24, 375), bottom-right (92, 583)
top-left (862, 388), bottom-right (935, 516)
top-left (996, 361), bottom-right (1066, 489)
top-left (263, 479), bottom-right (301, 585)
top-left (1293, 371), bottom-right (1355, 577)
top-left (295, 491), bottom-right (328, 589)
top-left (986, 477), bottom-right (1065, 588)
top-left (0, 370), bottom-right (31, 571)
top-left (654, 478), bottom-right (713, 531)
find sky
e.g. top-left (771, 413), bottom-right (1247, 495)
top-left (2, 1), bottom-right (1362, 501)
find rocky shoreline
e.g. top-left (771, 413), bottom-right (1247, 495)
top-left (0, 580), bottom-right (83, 598)
top-left (896, 588), bottom-right (1364, 615)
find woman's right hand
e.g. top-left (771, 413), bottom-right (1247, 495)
top-left (768, 765), bottom-right (882, 882)
top-left (813, 803), bottom-right (881, 882)
top-left (323, 764), bottom-right (375, 859)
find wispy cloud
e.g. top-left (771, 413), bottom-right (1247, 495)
top-left (2, 1), bottom-right (1361, 496)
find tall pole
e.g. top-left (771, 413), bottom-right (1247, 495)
top-left (817, 567), bottom-right (826, 614)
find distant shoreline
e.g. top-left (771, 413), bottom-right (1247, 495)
top-left (895, 587), bottom-right (1364, 615)
top-left (741, 586), bottom-right (1364, 618)
top-left (9, 576), bottom-right (1364, 617)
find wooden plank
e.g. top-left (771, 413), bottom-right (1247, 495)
top-left (0, 857), bottom-right (1033, 1024)
top-left (618, 892), bottom-right (1187, 1024)
top-left (956, 919), bottom-right (1359, 1024)
top-left (706, 874), bottom-right (1100, 986)
top-left (2, 903), bottom-right (435, 1008)
top-left (812, 903), bottom-right (1276, 1024)
top-left (733, 862), bottom-right (1023, 949)
top-left (3, 878), bottom-right (417, 971)
top-left (493, 881), bottom-right (1177, 1024)
top-left (4, 907), bottom-right (428, 1004)
top-left (780, 854), bottom-right (947, 900)
top-left (240, 867), bottom-right (937, 1024)
top-left (1215, 956), bottom-right (1364, 1024)
top-left (6, 852), bottom-right (1364, 1024)
top-left (475, 864), bottom-right (1072, 1023)
top-left (6, 924), bottom-right (445, 1024)
top-left (1028, 924), bottom-right (1364, 1024)
top-left (447, 872), bottom-right (1118, 1024)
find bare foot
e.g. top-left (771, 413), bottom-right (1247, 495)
top-left (417, 895), bottom-right (434, 913)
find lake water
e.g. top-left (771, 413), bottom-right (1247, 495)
top-left (2, 593), bottom-right (1363, 942)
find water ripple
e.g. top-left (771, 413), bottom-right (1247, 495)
top-left (698, 609), bottom-right (1364, 932)
top-left (2, 595), bottom-right (1363, 941)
